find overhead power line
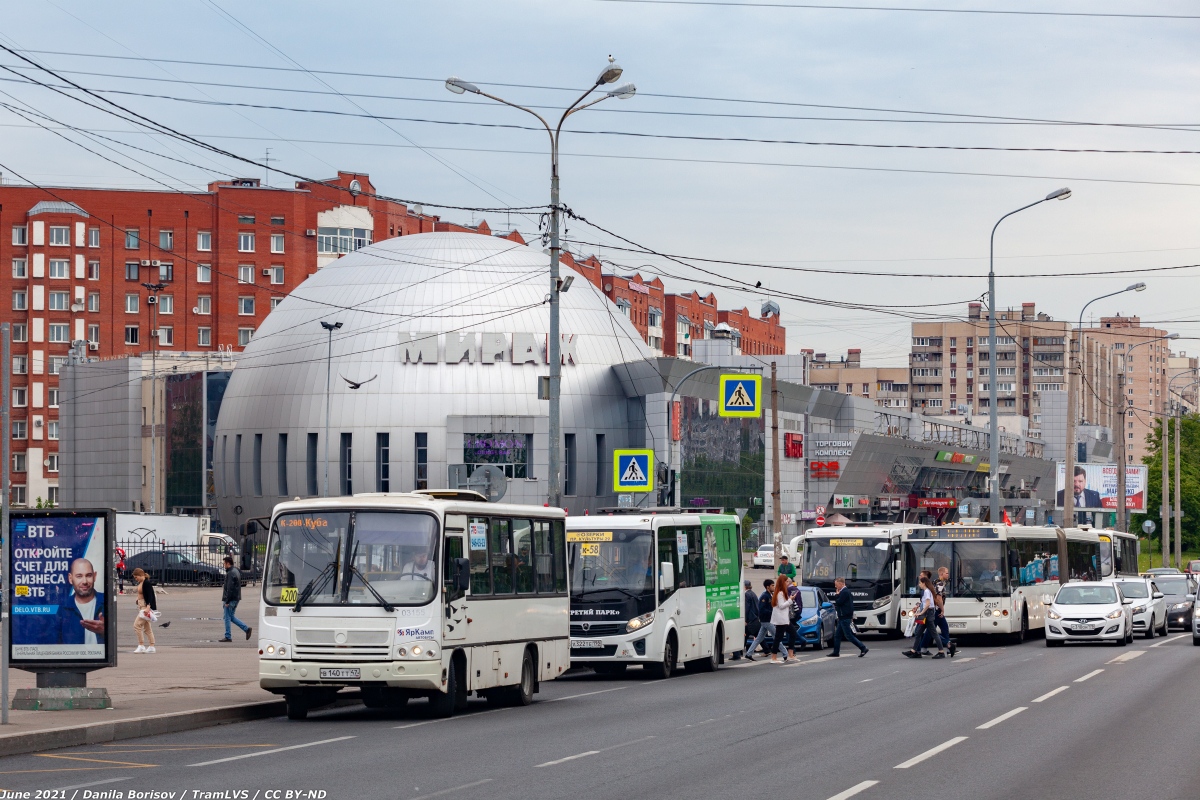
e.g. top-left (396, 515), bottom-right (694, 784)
top-left (587, 0), bottom-right (1200, 20)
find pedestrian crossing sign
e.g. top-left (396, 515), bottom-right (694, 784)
top-left (613, 449), bottom-right (654, 493)
top-left (719, 374), bottom-right (762, 418)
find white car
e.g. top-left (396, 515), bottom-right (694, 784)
top-left (1193, 606), bottom-right (1200, 646)
top-left (752, 545), bottom-right (775, 568)
top-left (1046, 581), bottom-right (1134, 647)
top-left (1108, 578), bottom-right (1168, 639)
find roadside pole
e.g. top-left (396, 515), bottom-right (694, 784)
top-left (1161, 413), bottom-right (1170, 568)
top-left (771, 362), bottom-right (781, 568)
top-left (1115, 366), bottom-right (1127, 533)
top-left (1174, 403), bottom-right (1182, 568)
top-left (1063, 329), bottom-right (1077, 528)
top-left (2, 322), bottom-right (10, 723)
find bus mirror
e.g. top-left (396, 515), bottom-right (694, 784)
top-left (660, 561), bottom-right (675, 591)
top-left (453, 557), bottom-right (470, 592)
top-left (245, 520), bottom-right (258, 536)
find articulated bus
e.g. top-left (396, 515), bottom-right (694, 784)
top-left (799, 526), bottom-right (916, 637)
top-left (899, 524), bottom-right (1102, 642)
top-left (258, 492), bottom-right (570, 719)
top-left (1091, 528), bottom-right (1140, 578)
top-left (566, 511), bottom-right (744, 678)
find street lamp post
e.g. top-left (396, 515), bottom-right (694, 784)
top-left (1063, 283), bottom-right (1146, 529)
top-left (1163, 368), bottom-right (1198, 564)
top-left (1115, 333), bottom-right (1178, 533)
top-left (141, 281), bottom-right (166, 513)
top-left (321, 321), bottom-right (342, 497)
top-left (447, 60), bottom-right (636, 507)
top-left (987, 188), bottom-right (1071, 523)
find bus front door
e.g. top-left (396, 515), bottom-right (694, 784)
top-left (443, 521), bottom-right (468, 642)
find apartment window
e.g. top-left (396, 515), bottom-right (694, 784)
top-left (157, 326), bottom-right (173, 346)
top-left (159, 295), bottom-right (174, 315)
top-left (49, 259), bottom-right (69, 280)
top-left (306, 432), bottom-right (318, 496)
top-left (47, 453), bottom-right (59, 473)
top-left (238, 232), bottom-right (255, 253)
top-left (48, 389), bottom-right (59, 409)
top-left (88, 227), bottom-right (99, 248)
top-left (158, 230), bottom-right (173, 251)
top-left (269, 266), bottom-right (285, 284)
top-left (197, 327), bottom-right (211, 347)
top-left (238, 296), bottom-right (255, 315)
top-left (49, 356), bottom-right (66, 375)
top-left (648, 309), bottom-right (661, 328)
top-left (317, 227), bottom-right (371, 254)
top-left (12, 290), bottom-right (26, 311)
top-left (234, 434), bottom-right (243, 496)
top-left (238, 214), bottom-right (255, 224)
top-left (125, 229), bottom-right (139, 249)
top-left (197, 231), bottom-right (212, 251)
top-left (340, 432), bottom-right (353, 496)
top-left (270, 297), bottom-right (283, 310)
top-left (196, 295), bottom-right (211, 315)
top-left (125, 262), bottom-right (139, 281)
top-left (158, 262), bottom-right (173, 282)
top-left (270, 215), bottom-right (285, 226)
top-left (927, 399), bottom-right (943, 408)
top-left (126, 293), bottom-right (139, 313)
top-left (12, 356), bottom-right (26, 375)
top-left (12, 421), bottom-right (26, 440)
top-left (48, 226), bottom-right (70, 246)
top-left (84, 291), bottom-right (100, 313)
top-left (253, 433), bottom-right (263, 497)
top-left (48, 291), bottom-right (69, 311)
top-left (277, 433), bottom-right (289, 496)
top-left (238, 328), bottom-right (254, 347)
top-left (125, 325), bottom-right (139, 345)
top-left (87, 324), bottom-right (99, 345)
top-left (913, 337), bottom-right (930, 346)
top-left (415, 432), bottom-right (428, 490)
top-left (12, 453), bottom-right (26, 473)
top-left (238, 265), bottom-right (254, 284)
top-left (12, 225), bottom-right (27, 246)
top-left (564, 433), bottom-right (577, 496)
top-left (48, 324), bottom-right (69, 343)
top-left (270, 234), bottom-right (285, 254)
top-left (376, 432), bottom-right (390, 492)
top-left (11, 485), bottom-right (26, 507)
top-left (12, 258), bottom-right (26, 278)
top-left (595, 433), bottom-right (607, 496)
top-left (12, 387), bottom-right (27, 407)
top-left (197, 263), bottom-right (211, 283)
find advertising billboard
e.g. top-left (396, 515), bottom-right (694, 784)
top-left (1055, 463), bottom-right (1147, 512)
top-left (9, 510), bottom-right (116, 668)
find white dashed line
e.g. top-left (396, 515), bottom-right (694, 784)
top-left (544, 686), bottom-right (629, 703)
top-left (1108, 650), bottom-right (1145, 664)
top-left (894, 736), bottom-right (968, 769)
top-left (534, 735), bottom-right (654, 768)
top-left (976, 707), bottom-right (1027, 729)
top-left (825, 780), bottom-right (879, 800)
top-left (408, 779), bottom-right (494, 800)
top-left (1033, 686), bottom-right (1068, 703)
top-left (1074, 669), bottom-right (1104, 683)
top-left (1150, 634), bottom-right (1187, 648)
top-left (189, 736), bottom-right (356, 767)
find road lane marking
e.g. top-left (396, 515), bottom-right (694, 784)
top-left (409, 778), bottom-right (493, 799)
top-left (394, 708), bottom-right (507, 729)
top-left (534, 735), bottom-right (654, 768)
top-left (825, 780), bottom-right (879, 800)
top-left (1033, 686), bottom-right (1068, 703)
top-left (976, 707), bottom-right (1027, 729)
top-left (544, 686), bottom-right (628, 703)
top-left (954, 657), bottom-right (976, 663)
top-left (188, 736), bottom-right (355, 767)
top-left (1074, 669), bottom-right (1104, 683)
top-left (1150, 634), bottom-right (1187, 648)
top-left (1108, 651), bottom-right (1145, 664)
top-left (53, 778), bottom-right (133, 792)
top-left (894, 736), bottom-right (968, 769)
top-left (37, 755), bottom-right (155, 768)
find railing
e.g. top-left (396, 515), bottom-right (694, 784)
top-left (116, 540), bottom-right (262, 587)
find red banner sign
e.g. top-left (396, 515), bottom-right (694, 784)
top-left (810, 461), bottom-right (840, 479)
top-left (784, 433), bottom-right (803, 459)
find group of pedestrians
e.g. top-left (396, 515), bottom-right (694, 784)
top-left (741, 562), bottom-right (868, 662)
top-left (126, 554), bottom-right (252, 651)
top-left (903, 566), bottom-right (958, 659)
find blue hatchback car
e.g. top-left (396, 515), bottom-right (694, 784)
top-left (746, 586), bottom-right (838, 652)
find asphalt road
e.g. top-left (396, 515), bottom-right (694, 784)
top-left (3, 631), bottom-right (1198, 800)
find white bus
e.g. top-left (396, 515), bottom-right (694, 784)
top-left (258, 491), bottom-right (570, 719)
top-left (900, 524), bottom-right (1102, 643)
top-left (1089, 528), bottom-right (1140, 578)
top-left (566, 512), bottom-right (744, 678)
top-left (799, 525), bottom-right (914, 637)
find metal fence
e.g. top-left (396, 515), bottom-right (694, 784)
top-left (115, 540), bottom-right (263, 587)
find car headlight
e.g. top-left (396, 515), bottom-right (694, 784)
top-left (1133, 604), bottom-right (1147, 614)
top-left (626, 612), bottom-right (655, 633)
top-left (1047, 609), bottom-right (1062, 620)
top-left (1172, 602), bottom-right (1190, 610)
top-left (1106, 609), bottom-right (1125, 620)
top-left (872, 597), bottom-right (890, 609)
top-left (799, 616), bottom-right (819, 628)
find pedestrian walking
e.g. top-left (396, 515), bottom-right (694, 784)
top-left (772, 576), bottom-right (797, 661)
top-left (220, 556), bottom-right (253, 642)
top-left (828, 577), bottom-right (868, 658)
top-left (935, 566), bottom-right (956, 656)
top-left (904, 576), bottom-right (945, 659)
top-left (743, 578), bottom-right (790, 662)
top-left (744, 579), bottom-right (761, 646)
top-left (131, 567), bottom-right (157, 653)
top-left (777, 554), bottom-right (796, 581)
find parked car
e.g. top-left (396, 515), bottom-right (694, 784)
top-left (120, 549), bottom-right (226, 586)
top-left (1193, 605), bottom-right (1200, 646)
top-left (752, 545), bottom-right (775, 569)
top-left (1151, 574), bottom-right (1197, 630)
top-left (1109, 578), bottom-right (1168, 639)
top-left (1046, 581), bottom-right (1133, 647)
top-left (794, 586), bottom-right (837, 650)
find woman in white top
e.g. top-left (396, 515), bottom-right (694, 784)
top-left (768, 577), bottom-right (795, 662)
top-left (904, 576), bottom-right (945, 659)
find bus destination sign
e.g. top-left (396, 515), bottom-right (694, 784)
top-left (911, 527), bottom-right (1000, 540)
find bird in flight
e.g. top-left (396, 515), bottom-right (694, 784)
top-left (340, 374), bottom-right (378, 390)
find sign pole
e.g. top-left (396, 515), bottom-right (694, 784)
top-left (2, 322), bottom-right (9, 723)
top-left (770, 362), bottom-right (781, 568)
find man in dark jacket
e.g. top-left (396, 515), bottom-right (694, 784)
top-left (220, 556), bottom-right (252, 642)
top-left (827, 577), bottom-right (868, 658)
top-left (758, 579), bottom-right (775, 624)
top-left (744, 580), bottom-right (761, 640)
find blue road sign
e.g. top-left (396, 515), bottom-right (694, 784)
top-left (613, 449), bottom-right (654, 493)
top-left (719, 374), bottom-right (762, 418)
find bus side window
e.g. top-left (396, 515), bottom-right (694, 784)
top-left (468, 516), bottom-right (491, 596)
top-left (513, 518), bottom-right (535, 593)
top-left (444, 536), bottom-right (464, 597)
top-left (684, 526), bottom-right (704, 588)
top-left (657, 526), bottom-right (677, 601)
top-left (552, 520), bottom-right (567, 593)
top-left (490, 518), bottom-right (514, 595)
top-left (533, 520), bottom-right (555, 593)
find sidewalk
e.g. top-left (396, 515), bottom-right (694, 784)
top-left (0, 587), bottom-right (280, 755)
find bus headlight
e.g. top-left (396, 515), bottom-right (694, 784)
top-left (872, 597), bottom-right (890, 609)
top-left (627, 612), bottom-right (655, 633)
top-left (260, 641), bottom-right (288, 659)
top-left (397, 641), bottom-right (438, 659)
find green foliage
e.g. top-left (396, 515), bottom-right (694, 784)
top-left (1131, 414), bottom-right (1200, 552)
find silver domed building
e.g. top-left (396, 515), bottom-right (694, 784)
top-left (213, 232), bottom-right (656, 522)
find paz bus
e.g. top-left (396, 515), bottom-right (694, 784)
top-left (899, 524), bottom-right (1102, 642)
top-left (566, 510), bottom-right (744, 678)
top-left (258, 491), bottom-right (570, 719)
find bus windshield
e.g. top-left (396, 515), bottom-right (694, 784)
top-left (568, 530), bottom-right (656, 600)
top-left (903, 540), bottom-right (1008, 598)
top-left (265, 510), bottom-right (439, 607)
top-left (803, 537), bottom-right (892, 587)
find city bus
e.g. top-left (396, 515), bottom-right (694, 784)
top-left (899, 524), bottom-right (1102, 643)
top-left (1090, 528), bottom-right (1140, 578)
top-left (258, 491), bottom-right (570, 719)
top-left (566, 511), bottom-right (743, 678)
top-left (799, 525), bottom-right (916, 637)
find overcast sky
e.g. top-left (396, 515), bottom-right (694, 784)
top-left (2, 1), bottom-right (1198, 364)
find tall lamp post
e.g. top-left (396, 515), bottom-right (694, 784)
top-left (321, 321), bottom-right (342, 497)
top-left (987, 187), bottom-right (1071, 523)
top-left (141, 281), bottom-right (166, 513)
top-left (1163, 368), bottom-right (1198, 564)
top-left (1115, 333), bottom-right (1178, 533)
top-left (1063, 283), bottom-right (1146, 529)
top-left (447, 60), bottom-right (637, 507)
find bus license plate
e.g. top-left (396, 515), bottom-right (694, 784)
top-left (570, 639), bottom-right (604, 649)
top-left (319, 668), bottom-right (360, 680)
top-left (948, 622), bottom-right (967, 629)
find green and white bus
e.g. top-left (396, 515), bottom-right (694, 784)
top-left (566, 511), bottom-right (744, 678)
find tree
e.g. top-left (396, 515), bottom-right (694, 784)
top-left (1131, 413), bottom-right (1200, 554)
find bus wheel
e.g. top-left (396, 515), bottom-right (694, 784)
top-left (1009, 608), bottom-right (1028, 645)
top-left (510, 651), bottom-right (536, 706)
top-left (646, 633), bottom-right (676, 679)
top-left (285, 693), bottom-right (308, 720)
top-left (430, 655), bottom-right (465, 718)
top-left (694, 626), bottom-right (722, 673)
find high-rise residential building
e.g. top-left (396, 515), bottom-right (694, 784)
top-left (805, 349), bottom-right (911, 409)
top-left (1168, 351), bottom-right (1199, 413)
